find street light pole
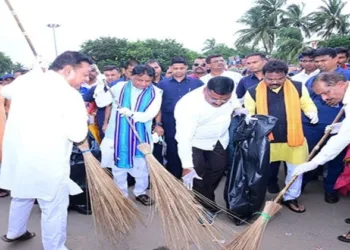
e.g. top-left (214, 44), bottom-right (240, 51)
top-left (47, 24), bottom-right (60, 57)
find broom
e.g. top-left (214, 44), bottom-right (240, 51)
top-left (225, 107), bottom-right (345, 250)
top-left (104, 81), bottom-right (233, 250)
top-left (4, 0), bottom-right (141, 246)
top-left (77, 141), bottom-right (141, 247)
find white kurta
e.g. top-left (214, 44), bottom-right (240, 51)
top-left (95, 81), bottom-right (162, 197)
top-left (313, 84), bottom-right (350, 165)
top-left (0, 70), bottom-right (88, 201)
top-left (174, 86), bottom-right (241, 169)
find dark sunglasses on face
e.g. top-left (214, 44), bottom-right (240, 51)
top-left (193, 63), bottom-right (206, 67)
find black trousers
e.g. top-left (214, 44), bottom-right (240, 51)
top-left (165, 136), bottom-right (183, 179)
top-left (193, 142), bottom-right (227, 213)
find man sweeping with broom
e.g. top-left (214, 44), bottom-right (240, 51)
top-left (95, 65), bottom-right (162, 206)
top-left (293, 72), bottom-right (350, 243)
top-left (0, 51), bottom-right (92, 250)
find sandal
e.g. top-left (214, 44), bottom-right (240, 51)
top-left (1, 231), bottom-right (36, 243)
top-left (345, 218), bottom-right (350, 224)
top-left (282, 199), bottom-right (306, 213)
top-left (0, 189), bottom-right (9, 198)
top-left (337, 231), bottom-right (350, 243)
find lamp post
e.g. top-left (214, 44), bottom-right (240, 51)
top-left (47, 23), bottom-right (60, 57)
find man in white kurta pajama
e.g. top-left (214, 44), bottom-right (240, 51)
top-left (0, 51), bottom-right (91, 250)
top-left (95, 65), bottom-right (162, 206)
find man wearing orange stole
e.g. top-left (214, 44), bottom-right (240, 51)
top-left (245, 60), bottom-right (318, 213)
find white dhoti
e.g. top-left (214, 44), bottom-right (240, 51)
top-left (7, 183), bottom-right (69, 250)
top-left (100, 138), bottom-right (149, 197)
top-left (283, 162), bottom-right (302, 201)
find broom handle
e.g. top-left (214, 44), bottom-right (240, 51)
top-left (273, 107), bottom-right (345, 203)
top-left (103, 81), bottom-right (143, 143)
top-left (4, 0), bottom-right (38, 57)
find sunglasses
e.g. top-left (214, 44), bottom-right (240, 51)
top-left (193, 63), bottom-right (206, 67)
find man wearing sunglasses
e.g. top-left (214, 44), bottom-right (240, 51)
top-left (189, 57), bottom-right (207, 79)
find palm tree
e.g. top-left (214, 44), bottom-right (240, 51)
top-left (280, 3), bottom-right (311, 38)
top-left (235, 0), bottom-right (287, 54)
top-left (202, 38), bottom-right (217, 52)
top-left (308, 0), bottom-right (350, 39)
top-left (274, 27), bottom-right (312, 63)
top-left (235, 7), bottom-right (276, 54)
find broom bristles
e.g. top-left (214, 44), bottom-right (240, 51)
top-left (138, 143), bottom-right (233, 250)
top-left (82, 152), bottom-right (141, 248)
top-left (224, 201), bottom-right (282, 250)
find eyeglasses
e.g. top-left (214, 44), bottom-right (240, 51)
top-left (205, 88), bottom-right (231, 104)
top-left (193, 63), bottom-right (206, 67)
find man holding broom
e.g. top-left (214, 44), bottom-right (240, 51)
top-left (0, 51), bottom-right (91, 250)
top-left (174, 76), bottom-right (247, 222)
top-left (293, 72), bottom-right (350, 243)
top-left (95, 65), bottom-right (162, 206)
top-left (244, 60), bottom-right (318, 213)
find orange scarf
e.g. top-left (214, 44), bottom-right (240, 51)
top-left (256, 79), bottom-right (304, 147)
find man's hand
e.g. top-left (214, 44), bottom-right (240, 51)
top-left (305, 112), bottom-right (319, 124)
top-left (292, 161), bottom-right (319, 176)
top-left (325, 122), bottom-right (342, 134)
top-left (153, 125), bottom-right (164, 136)
top-left (234, 107), bottom-right (249, 116)
top-left (182, 168), bottom-right (202, 190)
top-left (102, 122), bottom-right (108, 132)
top-left (118, 107), bottom-right (134, 117)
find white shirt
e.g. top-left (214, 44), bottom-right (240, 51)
top-left (200, 71), bottom-right (243, 87)
top-left (94, 81), bottom-right (162, 141)
top-left (0, 70), bottom-right (88, 201)
top-left (291, 69), bottom-right (320, 84)
top-left (313, 84), bottom-right (350, 165)
top-left (174, 86), bottom-right (241, 169)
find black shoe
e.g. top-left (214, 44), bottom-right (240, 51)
top-left (325, 192), bottom-right (339, 204)
top-left (69, 205), bottom-right (92, 215)
top-left (345, 218), bottom-right (350, 224)
top-left (267, 183), bottom-right (280, 194)
top-left (136, 194), bottom-right (154, 206)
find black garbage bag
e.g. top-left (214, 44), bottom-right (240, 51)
top-left (69, 131), bottom-right (101, 207)
top-left (224, 114), bottom-right (277, 225)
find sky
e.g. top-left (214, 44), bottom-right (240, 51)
top-left (1, 0), bottom-right (349, 67)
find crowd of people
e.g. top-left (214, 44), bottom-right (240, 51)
top-left (0, 46), bottom-right (349, 249)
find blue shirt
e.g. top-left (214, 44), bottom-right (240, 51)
top-left (157, 76), bottom-right (204, 114)
top-left (110, 76), bottom-right (127, 88)
top-left (157, 76), bottom-right (203, 137)
top-left (303, 68), bottom-right (350, 125)
top-left (236, 74), bottom-right (262, 98)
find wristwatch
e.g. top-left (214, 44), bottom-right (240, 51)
top-left (155, 122), bottom-right (163, 126)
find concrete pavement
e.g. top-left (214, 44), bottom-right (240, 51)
top-left (0, 178), bottom-right (349, 250)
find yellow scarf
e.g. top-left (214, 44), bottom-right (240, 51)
top-left (256, 79), bottom-right (304, 147)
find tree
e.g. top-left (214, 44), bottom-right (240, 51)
top-left (274, 27), bottom-right (312, 64)
top-left (280, 3), bottom-right (311, 37)
top-left (235, 0), bottom-right (286, 54)
top-left (80, 37), bottom-right (199, 71)
top-left (202, 38), bottom-right (217, 53)
top-left (201, 39), bottom-right (236, 60)
top-left (80, 37), bottom-right (129, 69)
top-left (308, 0), bottom-right (350, 39)
top-left (0, 52), bottom-right (14, 75)
top-left (318, 35), bottom-right (350, 48)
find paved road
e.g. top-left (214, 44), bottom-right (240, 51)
top-left (0, 177), bottom-right (349, 250)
